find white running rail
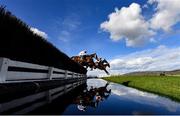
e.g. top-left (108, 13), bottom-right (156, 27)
top-left (0, 58), bottom-right (86, 83)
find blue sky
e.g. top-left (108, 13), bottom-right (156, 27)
top-left (1, 0), bottom-right (180, 76)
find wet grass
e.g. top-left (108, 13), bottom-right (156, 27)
top-left (103, 75), bottom-right (180, 102)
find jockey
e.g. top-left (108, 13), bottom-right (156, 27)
top-left (78, 50), bottom-right (87, 60)
top-left (77, 100), bottom-right (86, 111)
top-left (95, 92), bottom-right (102, 101)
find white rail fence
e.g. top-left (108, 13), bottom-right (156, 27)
top-left (0, 81), bottom-right (85, 113)
top-left (0, 57), bottom-right (86, 83)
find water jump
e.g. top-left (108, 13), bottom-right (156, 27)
top-left (71, 50), bottom-right (110, 75)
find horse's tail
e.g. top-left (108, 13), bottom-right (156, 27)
top-left (71, 56), bottom-right (78, 60)
top-left (71, 56), bottom-right (75, 59)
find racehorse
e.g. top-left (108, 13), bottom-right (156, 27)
top-left (73, 82), bottom-right (111, 111)
top-left (95, 82), bottom-right (111, 100)
top-left (71, 55), bottom-right (82, 64)
top-left (71, 53), bottom-right (99, 70)
top-left (95, 59), bottom-right (110, 75)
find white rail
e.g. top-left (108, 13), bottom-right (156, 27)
top-left (0, 58), bottom-right (86, 83)
top-left (0, 80), bottom-right (85, 113)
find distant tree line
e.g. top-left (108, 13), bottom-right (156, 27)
top-left (0, 6), bottom-right (87, 74)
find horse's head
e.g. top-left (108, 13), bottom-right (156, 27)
top-left (103, 59), bottom-right (110, 68)
top-left (71, 56), bottom-right (75, 60)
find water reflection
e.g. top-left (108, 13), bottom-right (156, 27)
top-left (73, 82), bottom-right (111, 112)
top-left (0, 82), bottom-right (86, 115)
top-left (109, 82), bottom-right (180, 113)
top-left (0, 79), bottom-right (180, 115)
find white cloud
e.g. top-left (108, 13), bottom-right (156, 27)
top-left (110, 45), bottom-right (180, 74)
top-left (100, 1), bottom-right (180, 47)
top-left (58, 30), bottom-right (71, 42)
top-left (149, 38), bottom-right (157, 43)
top-left (111, 57), bottom-right (154, 70)
top-left (149, 0), bottom-right (180, 32)
top-left (62, 15), bottom-right (81, 31)
top-left (56, 14), bottom-right (81, 42)
top-left (88, 45), bottom-right (180, 76)
top-left (100, 3), bottom-right (155, 47)
top-left (30, 27), bottom-right (48, 39)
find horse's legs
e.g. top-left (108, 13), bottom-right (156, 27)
top-left (94, 66), bottom-right (96, 69)
top-left (104, 69), bottom-right (109, 75)
top-left (89, 65), bottom-right (93, 70)
top-left (92, 64), bottom-right (96, 69)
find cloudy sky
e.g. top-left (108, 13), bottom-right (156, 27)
top-left (1, 0), bottom-right (180, 76)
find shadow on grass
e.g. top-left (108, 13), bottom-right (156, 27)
top-left (122, 81), bottom-right (131, 86)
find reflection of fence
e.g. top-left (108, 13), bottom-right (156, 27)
top-left (0, 58), bottom-right (86, 83)
top-left (0, 80), bottom-right (86, 114)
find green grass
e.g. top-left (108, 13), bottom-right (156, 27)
top-left (103, 75), bottom-right (180, 101)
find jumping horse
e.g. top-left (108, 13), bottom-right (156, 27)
top-left (95, 59), bottom-right (110, 75)
top-left (71, 53), bottom-right (99, 70)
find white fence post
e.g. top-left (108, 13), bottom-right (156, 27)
top-left (46, 90), bottom-right (52, 103)
top-left (65, 70), bottom-right (67, 79)
top-left (48, 67), bottom-right (53, 80)
top-left (72, 72), bottom-right (74, 78)
top-left (0, 58), bottom-right (9, 83)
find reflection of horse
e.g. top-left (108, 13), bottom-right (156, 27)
top-left (95, 59), bottom-right (110, 75)
top-left (73, 82), bottom-right (111, 111)
top-left (94, 82), bottom-right (111, 100)
top-left (71, 53), bottom-right (98, 70)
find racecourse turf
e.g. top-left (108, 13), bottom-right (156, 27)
top-left (103, 75), bottom-right (180, 101)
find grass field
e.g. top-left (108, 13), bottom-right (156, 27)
top-left (103, 75), bottom-right (180, 101)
